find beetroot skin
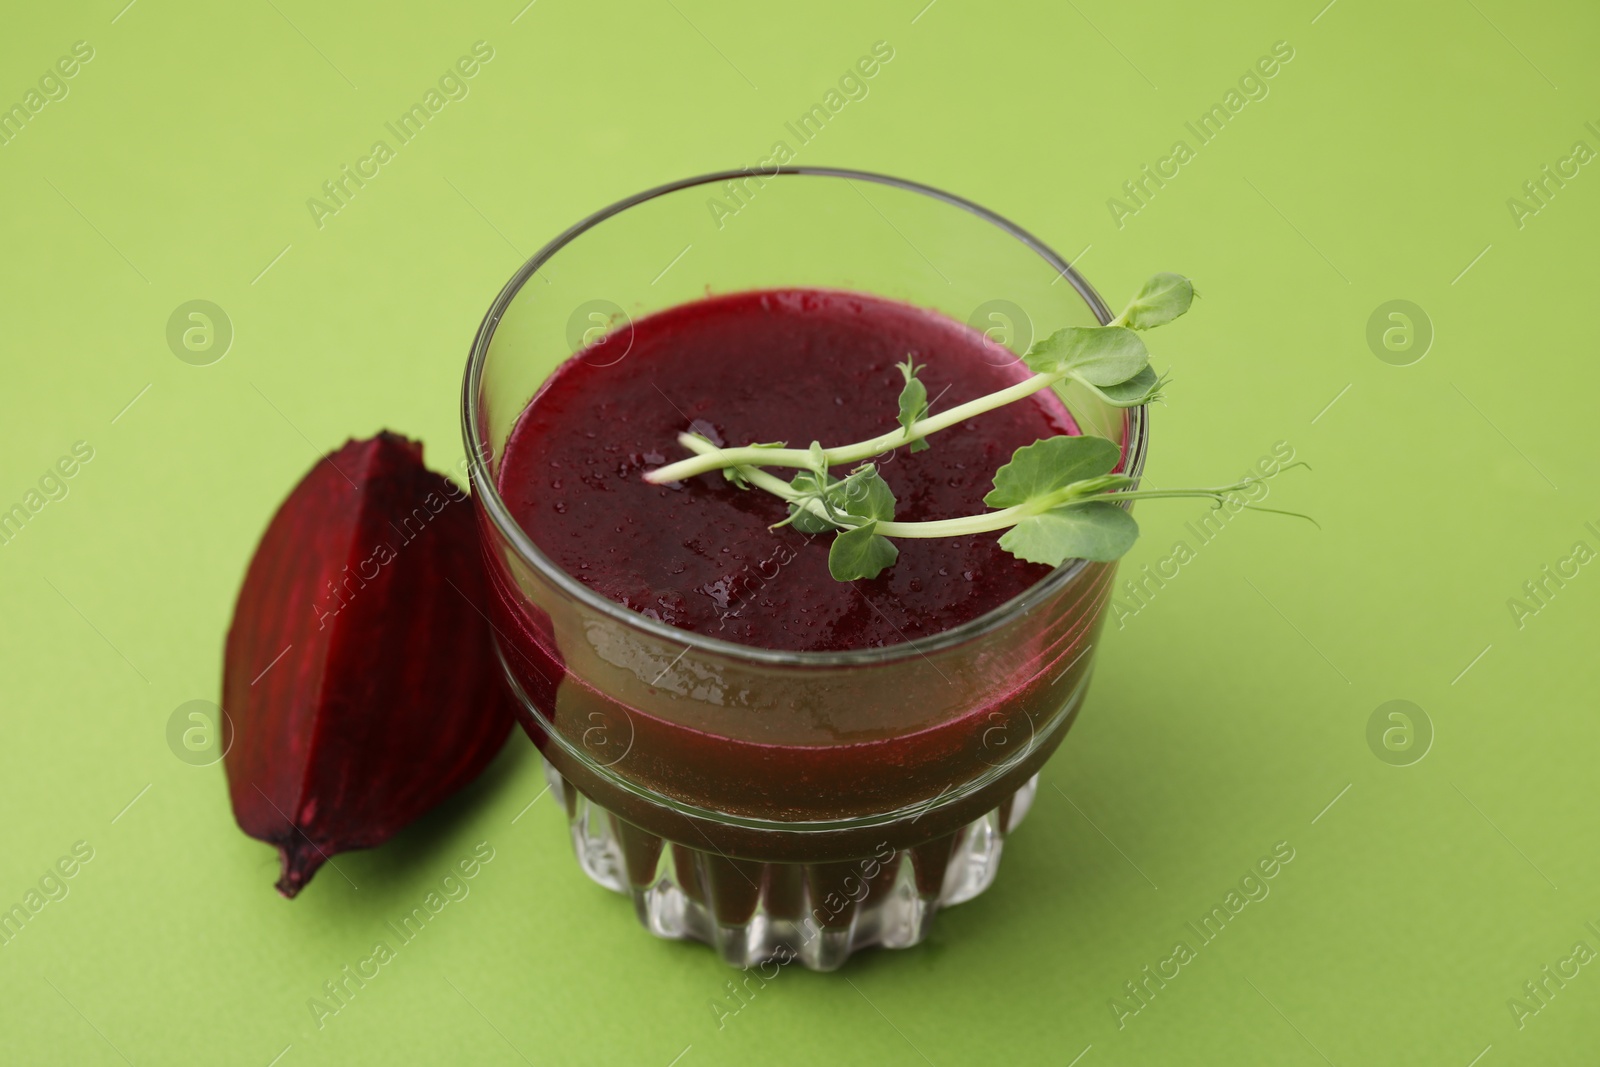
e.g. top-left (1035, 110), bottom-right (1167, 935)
top-left (223, 432), bottom-right (514, 897)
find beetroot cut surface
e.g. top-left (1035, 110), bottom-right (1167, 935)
top-left (223, 432), bottom-right (514, 897)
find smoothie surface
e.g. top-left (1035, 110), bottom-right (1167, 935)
top-left (498, 288), bottom-right (1083, 652)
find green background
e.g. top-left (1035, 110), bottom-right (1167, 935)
top-left (2, 0), bottom-right (1596, 1063)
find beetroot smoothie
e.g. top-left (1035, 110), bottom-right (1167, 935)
top-left (498, 287), bottom-right (1079, 652)
top-left (482, 289), bottom-right (1116, 844)
top-left (467, 170), bottom-right (1138, 969)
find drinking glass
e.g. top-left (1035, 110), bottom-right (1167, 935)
top-left (463, 168), bottom-right (1146, 970)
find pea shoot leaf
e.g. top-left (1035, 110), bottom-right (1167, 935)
top-left (1121, 273), bottom-right (1195, 329)
top-left (998, 500), bottom-right (1139, 566)
top-left (785, 465), bottom-right (897, 533)
top-left (1023, 326), bottom-right (1149, 386)
top-left (785, 470), bottom-right (839, 533)
top-left (831, 465), bottom-right (896, 522)
top-left (984, 436), bottom-right (1122, 509)
top-left (1080, 365), bottom-right (1166, 408)
top-left (896, 357), bottom-right (930, 452)
top-left (828, 521), bottom-right (899, 581)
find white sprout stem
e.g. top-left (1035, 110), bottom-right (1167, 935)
top-left (647, 288), bottom-right (1149, 486)
top-left (644, 370), bottom-right (1063, 484)
top-left (875, 484), bottom-right (1267, 538)
top-left (679, 431), bottom-right (1280, 540)
top-left (854, 483), bottom-right (1265, 539)
top-left (674, 435), bottom-right (1024, 536)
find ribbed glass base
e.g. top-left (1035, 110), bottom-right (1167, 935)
top-left (542, 757), bottom-right (1036, 970)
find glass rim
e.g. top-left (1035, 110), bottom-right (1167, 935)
top-left (461, 166), bottom-right (1149, 668)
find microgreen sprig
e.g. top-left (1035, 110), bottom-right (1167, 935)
top-left (896, 357), bottom-right (931, 453)
top-left (675, 432), bottom-right (1310, 580)
top-left (647, 273), bottom-right (1312, 581)
top-left (644, 273), bottom-right (1189, 486)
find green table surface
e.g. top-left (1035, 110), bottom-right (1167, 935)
top-left (3, 1), bottom-right (1597, 1063)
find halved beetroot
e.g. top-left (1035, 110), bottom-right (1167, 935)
top-left (222, 432), bottom-right (514, 897)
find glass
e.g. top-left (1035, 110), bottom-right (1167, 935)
top-left (462, 168), bottom-right (1147, 970)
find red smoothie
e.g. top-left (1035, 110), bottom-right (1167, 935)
top-left (482, 288), bottom-right (1119, 868)
top-left (497, 287), bottom-right (1079, 652)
